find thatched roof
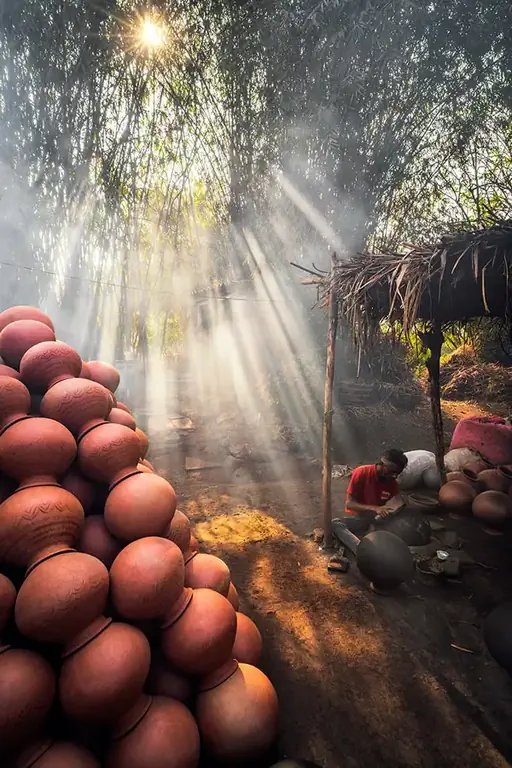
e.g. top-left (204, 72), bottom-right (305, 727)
top-left (319, 221), bottom-right (512, 348)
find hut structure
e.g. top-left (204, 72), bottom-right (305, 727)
top-left (298, 221), bottom-right (512, 545)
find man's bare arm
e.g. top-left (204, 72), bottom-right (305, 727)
top-left (346, 495), bottom-right (379, 518)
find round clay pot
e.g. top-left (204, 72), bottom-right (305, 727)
top-left (484, 602), bottom-right (512, 673)
top-left (356, 530), bottom-right (413, 590)
top-left (0, 647), bottom-right (56, 753)
top-left (13, 740), bottom-right (101, 768)
top-left (227, 583), bottom-right (240, 611)
top-left (196, 661), bottom-right (279, 763)
top-left (0, 376), bottom-right (30, 431)
top-left (0, 573), bottom-right (16, 637)
top-left (0, 320), bottom-right (56, 368)
top-left (188, 535), bottom-right (199, 554)
top-left (380, 511), bottom-right (432, 546)
top-left (78, 423), bottom-right (140, 486)
top-left (0, 417), bottom-right (77, 487)
top-left (161, 588), bottom-right (237, 677)
top-left (137, 462), bottom-right (153, 474)
top-left (104, 473), bottom-right (177, 541)
top-left (438, 480), bottom-right (477, 516)
top-left (80, 361), bottom-right (92, 379)
top-left (78, 515), bottom-right (122, 568)
top-left (61, 467), bottom-right (98, 515)
top-left (165, 511), bottom-right (191, 554)
top-left (109, 408), bottom-right (136, 431)
top-left (116, 402), bottom-right (131, 414)
top-left (141, 459), bottom-right (155, 472)
top-left (41, 379), bottom-right (112, 437)
top-left (110, 537), bottom-right (185, 621)
top-left (184, 552), bottom-right (231, 597)
top-left (464, 458), bottom-right (493, 476)
top-left (59, 618), bottom-right (151, 722)
top-left (446, 469), bottom-right (482, 492)
top-left (0, 485), bottom-right (84, 569)
top-left (233, 613), bottom-right (263, 666)
top-left (20, 341), bottom-right (82, 392)
top-left (472, 490), bottom-right (512, 533)
top-left (86, 361), bottom-right (120, 393)
top-left (15, 551), bottom-right (109, 644)
top-left (145, 651), bottom-right (194, 705)
top-left (478, 469), bottom-right (510, 494)
top-left (106, 694), bottom-right (200, 768)
top-left (405, 493), bottom-right (439, 515)
top-left (0, 305), bottom-right (54, 333)
top-left (0, 363), bottom-right (21, 379)
top-left (136, 428), bottom-right (149, 459)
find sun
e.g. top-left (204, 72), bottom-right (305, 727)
top-left (140, 17), bottom-right (166, 49)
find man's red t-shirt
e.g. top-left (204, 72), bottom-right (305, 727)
top-left (345, 464), bottom-right (398, 515)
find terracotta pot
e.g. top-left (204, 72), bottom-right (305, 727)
top-left (61, 467), bottom-right (98, 515)
top-left (0, 376), bottom-right (31, 431)
top-left (405, 493), bottom-right (439, 515)
top-left (0, 363), bottom-right (21, 379)
top-left (446, 469), bottom-right (481, 492)
top-left (0, 647), bottom-right (56, 753)
top-left (484, 602), bottom-right (512, 673)
top-left (161, 588), bottom-right (236, 677)
top-left (145, 651), bottom-right (194, 705)
top-left (0, 305), bottom-right (54, 333)
top-left (20, 341), bottom-right (82, 392)
top-left (141, 459), bottom-right (155, 472)
top-left (184, 552), bottom-right (231, 597)
top-left (0, 320), bottom-right (56, 368)
top-left (41, 379), bottom-right (112, 438)
top-left (356, 530), bottom-right (413, 590)
top-left (78, 423), bottom-right (140, 486)
top-left (438, 480), bottom-right (477, 516)
top-left (165, 511), bottom-right (191, 554)
top-left (108, 408), bottom-right (136, 431)
top-left (0, 417), bottom-right (77, 487)
top-left (136, 428), bottom-right (149, 459)
top-left (13, 740), bottom-right (100, 768)
top-left (110, 537), bottom-right (184, 621)
top-left (116, 402), bottom-right (131, 414)
top-left (59, 617), bottom-right (151, 722)
top-left (137, 462), bottom-right (153, 474)
top-left (463, 458), bottom-right (493, 476)
top-left (106, 694), bottom-right (200, 768)
top-left (15, 551), bottom-right (109, 644)
top-left (78, 515), bottom-right (122, 568)
top-left (380, 511), bottom-right (431, 546)
top-left (0, 485), bottom-right (84, 569)
top-left (473, 490), bottom-right (512, 532)
top-left (80, 361), bottom-right (92, 379)
top-left (196, 661), bottom-right (279, 763)
top-left (227, 583), bottom-right (240, 611)
top-left (233, 613), bottom-right (263, 666)
top-left (0, 573), bottom-right (16, 638)
top-left (86, 361), bottom-right (120, 393)
top-left (188, 535), bottom-right (199, 554)
top-left (477, 469), bottom-right (510, 494)
top-left (104, 473), bottom-right (177, 542)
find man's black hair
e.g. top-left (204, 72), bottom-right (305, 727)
top-left (381, 448), bottom-right (408, 471)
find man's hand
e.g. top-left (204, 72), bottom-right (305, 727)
top-left (374, 506), bottom-right (396, 521)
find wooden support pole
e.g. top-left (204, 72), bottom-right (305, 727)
top-left (321, 252), bottom-right (339, 549)
top-left (421, 324), bottom-right (446, 483)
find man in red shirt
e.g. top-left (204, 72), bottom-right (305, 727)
top-left (335, 448), bottom-right (408, 535)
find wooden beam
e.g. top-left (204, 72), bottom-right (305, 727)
top-left (420, 324), bottom-right (446, 482)
top-left (321, 252), bottom-right (339, 548)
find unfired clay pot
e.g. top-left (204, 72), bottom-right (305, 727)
top-left (0, 363), bottom-right (21, 379)
top-left (0, 319), bottom-right (56, 368)
top-left (165, 511), bottom-right (192, 555)
top-left (0, 417), bottom-right (77, 487)
top-left (110, 537), bottom-right (185, 621)
top-left (13, 740), bottom-right (100, 768)
top-left (78, 423), bottom-right (140, 486)
top-left (0, 573), bottom-right (16, 639)
top-left (0, 376), bottom-right (31, 431)
top-left (86, 361), bottom-right (120, 393)
top-left (15, 551), bottom-right (109, 644)
top-left (0, 647), bottom-right (56, 753)
top-left (233, 613), bottom-right (263, 666)
top-left (78, 515), bottom-right (122, 568)
top-left (106, 694), bottom-right (200, 768)
top-left (144, 652), bottom-right (194, 706)
top-left (0, 305), bottom-right (54, 333)
top-left (356, 530), bottom-right (413, 590)
top-left (59, 617), bottom-right (151, 722)
top-left (61, 467), bottom-right (98, 515)
top-left (184, 552), bottom-right (231, 597)
top-left (161, 588), bottom-right (236, 677)
top-left (136, 428), bottom-right (149, 459)
top-left (0, 485), bottom-right (84, 569)
top-left (196, 661), bottom-right (279, 763)
top-left (20, 341), bottom-right (82, 391)
top-left (438, 480), bottom-right (477, 516)
top-left (108, 408), bottom-right (136, 431)
top-left (478, 469), bottom-right (510, 494)
top-left (41, 379), bottom-right (112, 438)
top-left (473, 490), bottom-right (512, 533)
top-left (227, 583), bottom-right (240, 612)
top-left (104, 473), bottom-right (177, 541)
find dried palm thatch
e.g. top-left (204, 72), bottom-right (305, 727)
top-left (318, 221), bottom-right (512, 347)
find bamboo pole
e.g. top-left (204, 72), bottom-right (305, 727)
top-left (321, 252), bottom-right (339, 549)
top-left (421, 324), bottom-right (446, 482)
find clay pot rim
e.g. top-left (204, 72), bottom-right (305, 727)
top-left (184, 549), bottom-right (199, 565)
top-left (26, 547), bottom-right (76, 576)
top-left (0, 643), bottom-right (12, 655)
top-left (199, 659), bottom-right (239, 692)
top-left (16, 738), bottom-right (54, 768)
top-left (14, 481), bottom-right (62, 495)
top-left (109, 468), bottom-right (143, 492)
top-left (161, 588), bottom-right (193, 630)
top-left (0, 413), bottom-right (32, 437)
top-left (462, 468), bottom-right (479, 480)
top-left (62, 615), bottom-right (112, 659)
top-left (499, 466), bottom-right (512, 480)
top-left (112, 694), bottom-right (152, 740)
top-left (76, 420), bottom-right (112, 444)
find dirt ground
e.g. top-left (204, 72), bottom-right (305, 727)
top-left (148, 400), bottom-right (512, 768)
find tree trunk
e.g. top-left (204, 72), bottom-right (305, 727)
top-left (321, 253), bottom-right (339, 548)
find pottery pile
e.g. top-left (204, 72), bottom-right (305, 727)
top-left (0, 305), bottom-right (278, 767)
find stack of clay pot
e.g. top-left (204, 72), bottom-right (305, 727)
top-left (0, 305), bottom-right (278, 767)
top-left (439, 456), bottom-right (512, 534)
